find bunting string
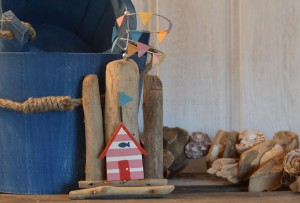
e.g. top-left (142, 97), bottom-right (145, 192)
top-left (111, 8), bottom-right (172, 67)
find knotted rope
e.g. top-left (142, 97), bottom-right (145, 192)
top-left (0, 22), bottom-right (36, 41)
top-left (0, 30), bottom-right (14, 40)
top-left (0, 96), bottom-right (82, 114)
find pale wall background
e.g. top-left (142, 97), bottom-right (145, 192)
top-left (132, 0), bottom-right (300, 172)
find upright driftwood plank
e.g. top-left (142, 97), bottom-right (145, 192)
top-left (105, 59), bottom-right (140, 143)
top-left (82, 75), bottom-right (104, 181)
top-left (143, 75), bottom-right (163, 179)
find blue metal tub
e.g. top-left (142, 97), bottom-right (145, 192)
top-left (0, 0), bottom-right (147, 194)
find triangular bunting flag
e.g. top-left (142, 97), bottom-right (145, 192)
top-left (139, 12), bottom-right (153, 26)
top-left (158, 30), bottom-right (168, 43)
top-left (152, 53), bottom-right (161, 67)
top-left (137, 42), bottom-right (151, 58)
top-left (112, 26), bottom-right (118, 43)
top-left (130, 30), bottom-right (143, 42)
top-left (119, 92), bottom-right (133, 106)
top-left (159, 53), bottom-right (167, 65)
top-left (116, 15), bottom-right (125, 27)
top-left (127, 43), bottom-right (138, 57)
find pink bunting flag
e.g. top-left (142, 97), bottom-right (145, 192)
top-left (157, 30), bottom-right (168, 43)
top-left (152, 53), bottom-right (161, 66)
top-left (137, 42), bottom-right (151, 58)
top-left (117, 15), bottom-right (125, 27)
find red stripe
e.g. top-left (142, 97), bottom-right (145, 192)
top-left (130, 171), bottom-right (144, 180)
top-left (106, 148), bottom-right (141, 157)
top-left (114, 134), bottom-right (131, 142)
top-left (106, 160), bottom-right (144, 170)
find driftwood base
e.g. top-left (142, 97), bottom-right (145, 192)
top-left (69, 185), bottom-right (175, 200)
top-left (78, 179), bottom-right (168, 188)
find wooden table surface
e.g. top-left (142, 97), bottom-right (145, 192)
top-left (1, 174), bottom-right (299, 203)
top-left (0, 191), bottom-right (299, 203)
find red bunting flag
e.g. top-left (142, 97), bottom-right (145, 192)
top-left (116, 15), bottom-right (125, 27)
top-left (137, 42), bottom-right (151, 58)
top-left (157, 30), bottom-right (168, 43)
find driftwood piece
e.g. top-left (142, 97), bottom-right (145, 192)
top-left (163, 149), bottom-right (175, 170)
top-left (223, 131), bottom-right (239, 158)
top-left (105, 59), bottom-right (140, 143)
top-left (289, 177), bottom-right (300, 192)
top-left (273, 131), bottom-right (299, 152)
top-left (249, 154), bottom-right (285, 192)
top-left (207, 158), bottom-right (239, 184)
top-left (206, 130), bottom-right (230, 168)
top-left (78, 179), bottom-right (168, 189)
top-left (143, 75), bottom-right (163, 179)
top-left (69, 185), bottom-right (175, 199)
top-left (237, 140), bottom-right (276, 180)
top-left (260, 131), bottom-right (299, 166)
top-left (82, 75), bottom-right (104, 181)
top-left (163, 127), bottom-right (190, 177)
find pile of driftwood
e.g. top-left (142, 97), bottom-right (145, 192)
top-left (206, 130), bottom-right (300, 192)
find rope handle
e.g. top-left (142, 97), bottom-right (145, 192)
top-left (0, 96), bottom-right (82, 114)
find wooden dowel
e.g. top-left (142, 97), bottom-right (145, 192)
top-left (78, 179), bottom-right (168, 189)
top-left (105, 59), bottom-right (140, 143)
top-left (143, 75), bottom-right (163, 179)
top-left (82, 75), bottom-right (104, 181)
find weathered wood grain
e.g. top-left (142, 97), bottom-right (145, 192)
top-left (69, 185), bottom-right (175, 199)
top-left (82, 75), bottom-right (104, 181)
top-left (105, 59), bottom-right (140, 143)
top-left (79, 179), bottom-right (167, 189)
top-left (238, 140), bottom-right (276, 180)
top-left (157, 0), bottom-right (230, 137)
top-left (206, 130), bottom-right (230, 168)
top-left (249, 154), bottom-right (285, 192)
top-left (241, 0), bottom-right (300, 136)
top-left (143, 75), bottom-right (163, 179)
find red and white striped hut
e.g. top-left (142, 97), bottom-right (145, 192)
top-left (100, 122), bottom-right (147, 181)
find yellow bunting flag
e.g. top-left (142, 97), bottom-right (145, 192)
top-left (116, 15), bottom-right (125, 27)
top-left (139, 12), bottom-right (153, 26)
top-left (159, 53), bottom-right (167, 65)
top-left (157, 30), bottom-right (168, 43)
top-left (127, 43), bottom-right (138, 57)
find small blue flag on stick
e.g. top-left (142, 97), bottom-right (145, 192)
top-left (119, 92), bottom-right (133, 107)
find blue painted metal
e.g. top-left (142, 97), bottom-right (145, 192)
top-left (0, 0), bottom-right (149, 194)
top-left (2, 10), bottom-right (29, 51)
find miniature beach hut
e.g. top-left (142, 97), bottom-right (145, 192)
top-left (100, 123), bottom-right (147, 181)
